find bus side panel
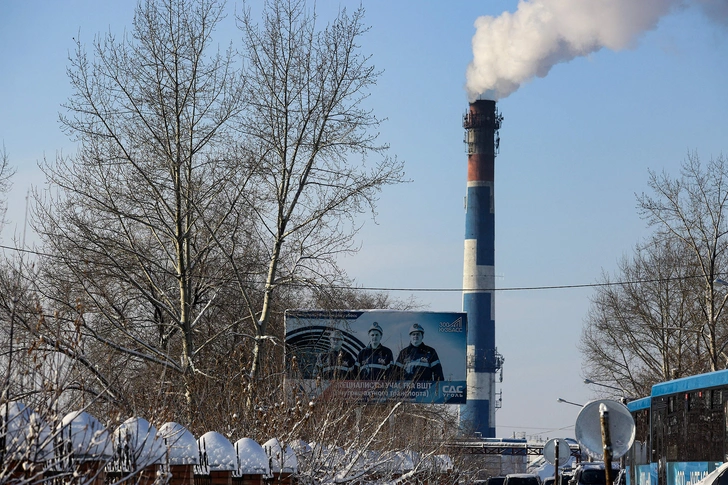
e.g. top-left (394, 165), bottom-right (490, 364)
top-left (630, 463), bottom-right (656, 485)
top-left (666, 461), bottom-right (720, 485)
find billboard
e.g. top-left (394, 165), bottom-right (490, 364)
top-left (284, 310), bottom-right (467, 404)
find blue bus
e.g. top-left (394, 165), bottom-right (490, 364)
top-left (626, 369), bottom-right (728, 485)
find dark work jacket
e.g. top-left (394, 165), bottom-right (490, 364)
top-left (395, 343), bottom-right (444, 381)
top-left (315, 350), bottom-right (356, 380)
top-left (356, 345), bottom-right (394, 380)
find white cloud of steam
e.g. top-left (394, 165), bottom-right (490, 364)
top-left (697, 0), bottom-right (728, 26)
top-left (466, 0), bottom-right (685, 101)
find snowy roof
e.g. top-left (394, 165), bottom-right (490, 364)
top-left (0, 401), bottom-right (53, 462)
top-left (198, 431), bottom-right (236, 471)
top-left (158, 422), bottom-right (199, 465)
top-left (234, 438), bottom-right (269, 475)
top-left (59, 410), bottom-right (113, 462)
top-left (262, 438), bottom-right (298, 473)
top-left (112, 417), bottom-right (166, 467)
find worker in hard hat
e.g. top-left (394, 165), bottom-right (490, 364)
top-left (314, 329), bottom-right (355, 380)
top-left (395, 323), bottom-right (444, 381)
top-left (356, 322), bottom-right (394, 380)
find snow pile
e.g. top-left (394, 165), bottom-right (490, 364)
top-left (198, 431), bottom-right (237, 471)
top-left (234, 437), bottom-right (269, 475)
top-left (158, 422), bottom-right (199, 465)
top-left (112, 417), bottom-right (166, 468)
top-left (289, 438), bottom-right (312, 457)
top-left (59, 410), bottom-right (113, 462)
top-left (0, 401), bottom-right (53, 462)
top-left (262, 437), bottom-right (298, 474)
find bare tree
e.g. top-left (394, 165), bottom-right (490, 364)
top-left (32, 0), bottom-right (246, 419)
top-left (25, 0), bottom-right (405, 431)
top-left (258, 396), bottom-right (461, 484)
top-left (0, 143), bottom-right (16, 234)
top-left (0, 146), bottom-right (23, 404)
top-left (232, 0), bottom-right (406, 400)
top-left (580, 235), bottom-right (704, 397)
top-left (637, 152), bottom-right (728, 371)
top-left (582, 152), bottom-right (728, 395)
top-left (312, 286), bottom-right (421, 312)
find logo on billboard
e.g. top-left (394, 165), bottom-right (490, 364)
top-left (439, 316), bottom-right (464, 333)
top-left (443, 385), bottom-right (465, 400)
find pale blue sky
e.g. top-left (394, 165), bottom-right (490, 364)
top-left (1, 1), bottom-right (727, 441)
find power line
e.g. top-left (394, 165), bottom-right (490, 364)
top-left (351, 274), bottom-right (706, 292)
top-left (0, 242), bottom-right (710, 293)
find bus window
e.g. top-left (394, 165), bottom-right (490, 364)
top-left (719, 470), bottom-right (728, 485)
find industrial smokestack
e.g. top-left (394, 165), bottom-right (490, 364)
top-left (460, 99), bottom-right (503, 437)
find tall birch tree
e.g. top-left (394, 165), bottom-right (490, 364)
top-left (26, 0), bottom-right (405, 424)
top-left (232, 0), bottom-right (406, 401)
top-left (32, 0), bottom-right (246, 419)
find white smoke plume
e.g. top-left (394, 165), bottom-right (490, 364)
top-left (697, 0), bottom-right (728, 26)
top-left (466, 0), bottom-right (688, 101)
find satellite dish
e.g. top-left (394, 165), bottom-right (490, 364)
top-left (543, 438), bottom-right (571, 466)
top-left (575, 399), bottom-right (635, 459)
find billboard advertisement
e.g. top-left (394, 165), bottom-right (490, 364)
top-left (284, 310), bottom-right (467, 404)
